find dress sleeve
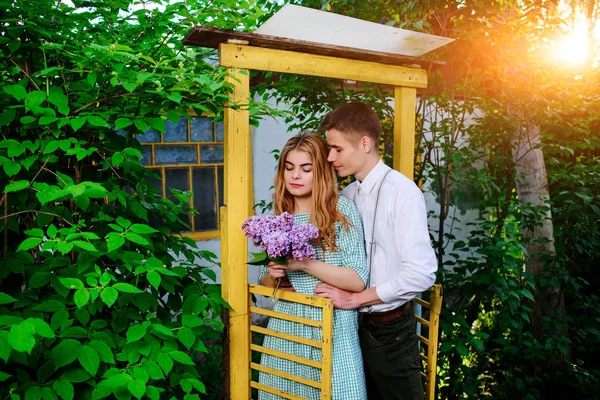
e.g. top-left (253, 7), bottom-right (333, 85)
top-left (257, 265), bottom-right (268, 284)
top-left (336, 196), bottom-right (368, 285)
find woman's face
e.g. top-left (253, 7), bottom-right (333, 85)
top-left (284, 149), bottom-right (314, 199)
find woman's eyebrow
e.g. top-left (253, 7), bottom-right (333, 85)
top-left (284, 161), bottom-right (313, 167)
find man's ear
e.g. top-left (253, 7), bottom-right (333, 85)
top-left (360, 136), bottom-right (374, 153)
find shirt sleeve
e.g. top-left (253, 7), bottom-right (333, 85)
top-left (337, 196), bottom-right (369, 286)
top-left (375, 183), bottom-right (437, 303)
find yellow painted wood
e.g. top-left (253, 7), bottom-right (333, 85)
top-left (413, 296), bottom-right (431, 309)
top-left (220, 43), bottom-right (427, 88)
top-left (393, 86), bottom-right (418, 180)
top-left (250, 381), bottom-right (307, 400)
top-left (222, 67), bottom-right (252, 400)
top-left (250, 344), bottom-right (322, 369)
top-left (250, 284), bottom-right (332, 307)
top-left (425, 284), bottom-right (443, 400)
top-left (250, 306), bottom-right (323, 328)
top-left (416, 334), bottom-right (429, 346)
top-left (251, 325), bottom-right (323, 348)
top-left (251, 363), bottom-right (322, 389)
top-left (415, 315), bottom-right (430, 326)
top-left (320, 297), bottom-right (334, 400)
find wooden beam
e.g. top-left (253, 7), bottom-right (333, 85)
top-left (393, 86), bottom-right (418, 178)
top-left (221, 67), bottom-right (252, 400)
top-left (220, 43), bottom-right (427, 88)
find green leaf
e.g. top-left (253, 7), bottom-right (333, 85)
top-left (157, 352), bottom-right (173, 375)
top-left (70, 117), bottom-right (86, 132)
top-left (100, 287), bottom-right (118, 307)
top-left (74, 289), bottom-right (90, 308)
top-left (248, 251), bottom-right (268, 265)
top-left (0, 333), bottom-right (11, 362)
top-left (127, 379), bottom-right (146, 399)
top-left (8, 320), bottom-right (36, 354)
top-left (51, 339), bottom-right (82, 369)
top-left (126, 324), bottom-right (147, 343)
top-left (33, 300), bottom-right (65, 312)
top-left (129, 224), bottom-right (158, 234)
top-left (79, 345), bottom-right (100, 376)
top-left (41, 387), bottom-right (59, 400)
top-left (141, 361), bottom-right (164, 380)
top-left (25, 91), bottom-right (46, 109)
top-left (17, 237), bottom-right (42, 252)
top-left (53, 379), bottom-right (74, 400)
top-left (151, 324), bottom-right (174, 338)
top-left (3, 162), bottom-right (21, 177)
top-left (0, 371), bottom-right (11, 382)
top-left (3, 84), bottom-right (27, 101)
top-left (60, 368), bottom-right (91, 383)
top-left (521, 289), bottom-right (535, 301)
top-left (113, 283), bottom-right (143, 293)
top-left (0, 292), bottom-right (17, 305)
top-left (177, 328), bottom-right (195, 349)
top-left (107, 235), bottom-right (125, 252)
top-left (4, 180), bottom-right (29, 193)
top-left (0, 108), bottom-right (16, 126)
top-left (25, 386), bottom-right (43, 400)
top-left (115, 118), bottom-right (133, 129)
top-left (147, 271), bottom-right (161, 290)
top-left (86, 116), bottom-right (108, 127)
top-left (72, 241), bottom-right (98, 252)
top-left (125, 232), bottom-right (149, 246)
top-left (20, 115), bottom-right (37, 124)
top-left (58, 277), bottom-right (84, 290)
top-left (169, 350), bottom-right (195, 365)
top-left (88, 340), bottom-right (115, 364)
top-left (28, 318), bottom-right (55, 338)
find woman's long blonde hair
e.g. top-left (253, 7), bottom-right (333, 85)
top-left (274, 132), bottom-right (348, 250)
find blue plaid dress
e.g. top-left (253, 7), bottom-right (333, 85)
top-left (258, 196), bottom-right (368, 400)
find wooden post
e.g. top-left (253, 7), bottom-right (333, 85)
top-left (393, 86), bottom-right (417, 179)
top-left (221, 65), bottom-right (252, 400)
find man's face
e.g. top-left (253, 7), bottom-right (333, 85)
top-left (326, 128), bottom-right (366, 178)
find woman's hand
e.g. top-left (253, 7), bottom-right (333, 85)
top-left (267, 261), bottom-right (286, 279)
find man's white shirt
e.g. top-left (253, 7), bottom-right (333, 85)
top-left (342, 160), bottom-right (437, 313)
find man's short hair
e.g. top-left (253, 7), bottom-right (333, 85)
top-left (320, 102), bottom-right (382, 145)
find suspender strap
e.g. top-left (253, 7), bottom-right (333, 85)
top-left (358, 169), bottom-right (392, 290)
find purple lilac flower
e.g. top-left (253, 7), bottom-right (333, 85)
top-left (241, 212), bottom-right (319, 262)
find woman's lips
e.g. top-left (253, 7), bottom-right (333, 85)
top-left (290, 184), bottom-right (303, 188)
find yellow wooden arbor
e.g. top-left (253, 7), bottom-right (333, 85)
top-left (184, 27), bottom-right (442, 400)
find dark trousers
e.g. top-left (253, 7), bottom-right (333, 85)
top-left (358, 304), bottom-right (424, 400)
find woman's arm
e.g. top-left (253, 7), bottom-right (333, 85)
top-left (259, 263), bottom-right (287, 288)
top-left (285, 259), bottom-right (365, 292)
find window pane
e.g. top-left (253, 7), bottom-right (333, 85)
top-left (217, 166), bottom-right (224, 208)
top-left (165, 168), bottom-right (190, 230)
top-left (155, 145), bottom-right (197, 165)
top-left (200, 145), bottom-right (224, 164)
top-left (190, 118), bottom-right (214, 142)
top-left (192, 167), bottom-right (217, 231)
top-left (137, 129), bottom-right (160, 143)
top-left (216, 121), bottom-right (224, 142)
top-left (164, 117), bottom-right (187, 142)
top-left (141, 146), bottom-right (152, 166)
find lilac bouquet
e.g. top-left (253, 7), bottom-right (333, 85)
top-left (242, 212), bottom-right (319, 266)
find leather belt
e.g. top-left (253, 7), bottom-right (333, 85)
top-left (358, 302), bottom-right (411, 325)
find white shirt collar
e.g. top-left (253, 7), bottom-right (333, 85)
top-left (356, 160), bottom-right (390, 195)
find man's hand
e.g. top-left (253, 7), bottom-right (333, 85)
top-left (314, 283), bottom-right (357, 310)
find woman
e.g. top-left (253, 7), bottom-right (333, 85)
top-left (257, 132), bottom-right (368, 400)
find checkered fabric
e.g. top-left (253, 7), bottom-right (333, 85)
top-left (257, 196), bottom-right (368, 400)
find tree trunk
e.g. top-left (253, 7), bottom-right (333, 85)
top-left (512, 121), bottom-right (570, 363)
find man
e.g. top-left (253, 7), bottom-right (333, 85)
top-left (315, 102), bottom-right (437, 400)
